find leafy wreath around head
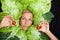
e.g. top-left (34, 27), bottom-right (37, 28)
top-left (0, 0), bottom-right (54, 40)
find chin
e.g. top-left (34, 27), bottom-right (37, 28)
top-left (22, 27), bottom-right (28, 30)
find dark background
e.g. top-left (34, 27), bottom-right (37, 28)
top-left (0, 0), bottom-right (60, 40)
top-left (50, 0), bottom-right (60, 40)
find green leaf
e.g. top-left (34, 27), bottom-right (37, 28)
top-left (43, 11), bottom-right (54, 22)
top-left (0, 12), bottom-right (9, 22)
top-left (1, 0), bottom-right (24, 20)
top-left (0, 27), bottom-right (12, 32)
top-left (0, 0), bottom-right (52, 40)
top-left (28, 0), bottom-right (51, 15)
top-left (40, 31), bottom-right (50, 40)
top-left (27, 25), bottom-right (40, 40)
top-left (0, 32), bottom-right (19, 40)
top-left (27, 0), bottom-right (52, 25)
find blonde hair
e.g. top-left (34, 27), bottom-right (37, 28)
top-left (22, 9), bottom-right (32, 14)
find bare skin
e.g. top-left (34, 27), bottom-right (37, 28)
top-left (20, 13), bottom-right (33, 30)
top-left (0, 15), bottom-right (14, 28)
top-left (39, 21), bottom-right (58, 40)
top-left (0, 10), bottom-right (58, 40)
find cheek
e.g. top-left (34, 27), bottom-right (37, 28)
top-left (28, 21), bottom-right (32, 26)
top-left (20, 20), bottom-right (25, 26)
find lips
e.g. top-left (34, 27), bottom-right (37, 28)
top-left (23, 25), bottom-right (28, 27)
top-left (23, 24), bottom-right (28, 27)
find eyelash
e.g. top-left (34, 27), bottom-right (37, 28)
top-left (22, 18), bottom-right (26, 20)
top-left (29, 19), bottom-right (32, 21)
top-left (22, 18), bottom-right (32, 21)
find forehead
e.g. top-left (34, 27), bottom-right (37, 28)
top-left (22, 13), bottom-right (33, 18)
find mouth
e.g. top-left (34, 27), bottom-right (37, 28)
top-left (23, 25), bottom-right (28, 27)
top-left (22, 26), bottom-right (28, 30)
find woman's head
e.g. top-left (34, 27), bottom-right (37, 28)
top-left (20, 9), bottom-right (33, 30)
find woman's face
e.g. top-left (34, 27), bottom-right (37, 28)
top-left (20, 12), bottom-right (33, 30)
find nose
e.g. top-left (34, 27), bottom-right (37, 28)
top-left (25, 19), bottom-right (28, 25)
